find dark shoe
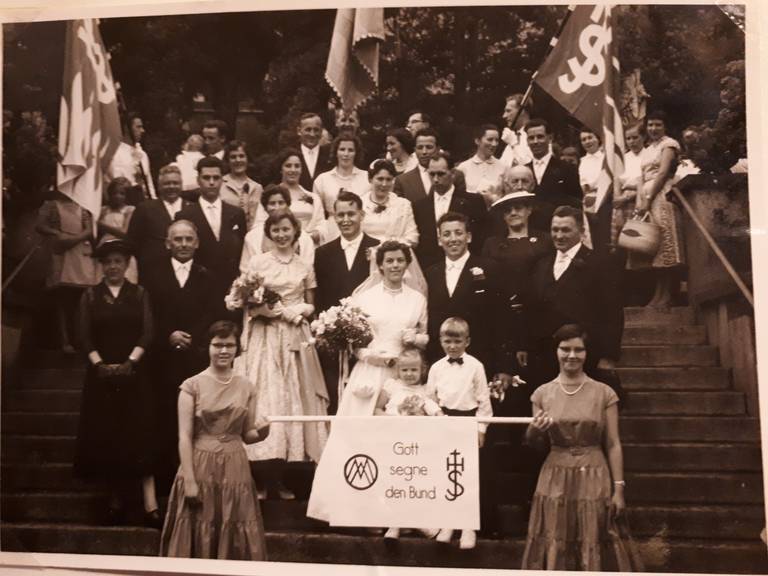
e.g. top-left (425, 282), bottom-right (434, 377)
top-left (143, 508), bottom-right (163, 530)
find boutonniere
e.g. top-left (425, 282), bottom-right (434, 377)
top-left (529, 237), bottom-right (538, 243)
top-left (299, 194), bottom-right (314, 205)
top-left (470, 266), bottom-right (486, 281)
top-left (232, 224), bottom-right (240, 231)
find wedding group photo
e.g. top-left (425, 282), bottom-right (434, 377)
top-left (0, 2), bottom-right (763, 574)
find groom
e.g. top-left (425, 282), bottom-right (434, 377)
top-left (314, 191), bottom-right (380, 413)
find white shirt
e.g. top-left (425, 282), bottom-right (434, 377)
top-left (340, 232), bottom-right (364, 270)
top-left (301, 144), bottom-right (320, 178)
top-left (445, 249), bottom-right (470, 297)
top-left (418, 164), bottom-right (432, 196)
top-left (433, 184), bottom-right (455, 223)
top-left (109, 142), bottom-right (157, 199)
top-left (199, 196), bottom-right (222, 241)
top-left (213, 150), bottom-right (225, 161)
top-left (579, 150), bottom-right (605, 191)
top-left (163, 198), bottom-right (183, 220)
top-left (500, 127), bottom-right (533, 167)
top-left (425, 353), bottom-right (493, 432)
top-left (532, 152), bottom-right (553, 185)
top-left (172, 257), bottom-right (193, 288)
top-left (457, 154), bottom-right (506, 195)
top-left (553, 241), bottom-right (582, 281)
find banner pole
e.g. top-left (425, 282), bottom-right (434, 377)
top-left (267, 415), bottom-right (533, 424)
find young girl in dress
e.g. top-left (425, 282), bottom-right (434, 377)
top-left (375, 348), bottom-right (441, 541)
top-left (160, 320), bottom-right (270, 560)
top-left (98, 177), bottom-right (138, 283)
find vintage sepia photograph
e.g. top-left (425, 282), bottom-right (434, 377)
top-left (0, 1), bottom-right (763, 574)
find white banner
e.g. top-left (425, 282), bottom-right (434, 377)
top-left (307, 416), bottom-right (480, 530)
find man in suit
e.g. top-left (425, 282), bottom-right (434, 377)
top-left (175, 155), bottom-right (246, 316)
top-left (297, 113), bottom-right (331, 191)
top-left (126, 164), bottom-right (190, 282)
top-left (202, 119), bottom-right (227, 160)
top-left (521, 205), bottom-right (624, 389)
top-left (524, 118), bottom-right (582, 233)
top-left (394, 127), bottom-right (439, 205)
top-left (314, 191), bottom-right (380, 413)
top-left (413, 151), bottom-right (487, 270)
top-left (143, 219), bottom-right (216, 494)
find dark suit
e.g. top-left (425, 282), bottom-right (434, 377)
top-left (522, 244), bottom-right (624, 386)
top-left (144, 259), bottom-right (215, 492)
top-left (394, 166), bottom-right (468, 205)
top-left (299, 144), bottom-right (332, 192)
top-left (413, 189), bottom-right (488, 270)
top-left (314, 233), bottom-right (380, 413)
top-left (126, 198), bottom-right (191, 282)
top-left (175, 200), bottom-right (246, 317)
top-left (526, 156), bottom-right (582, 233)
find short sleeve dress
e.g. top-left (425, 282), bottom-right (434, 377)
top-left (160, 373), bottom-right (267, 560)
top-left (521, 378), bottom-right (641, 571)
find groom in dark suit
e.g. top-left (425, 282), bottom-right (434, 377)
top-left (314, 191), bottom-right (380, 413)
top-left (297, 113), bottom-right (331, 191)
top-left (521, 205), bottom-right (624, 388)
top-left (175, 155), bottom-right (246, 317)
top-left (143, 219), bottom-right (216, 494)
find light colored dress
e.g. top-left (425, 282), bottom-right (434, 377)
top-left (98, 205), bottom-right (138, 283)
top-left (522, 378), bottom-right (640, 571)
top-left (336, 283), bottom-right (427, 416)
top-left (628, 136), bottom-right (685, 269)
top-left (286, 186), bottom-right (324, 238)
top-left (39, 199), bottom-right (98, 288)
top-left (159, 373), bottom-right (267, 560)
top-left (236, 252), bottom-right (328, 462)
top-left (239, 226), bottom-right (315, 273)
top-left (313, 166), bottom-right (370, 216)
top-left (381, 378), bottom-right (441, 416)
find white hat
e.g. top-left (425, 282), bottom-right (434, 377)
top-left (491, 191), bottom-right (537, 209)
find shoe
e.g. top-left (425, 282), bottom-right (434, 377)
top-left (143, 508), bottom-right (163, 530)
top-left (384, 527), bottom-right (400, 540)
top-left (436, 528), bottom-right (453, 544)
top-left (277, 484), bottom-right (296, 500)
top-left (459, 529), bottom-right (476, 550)
top-left (420, 528), bottom-right (439, 539)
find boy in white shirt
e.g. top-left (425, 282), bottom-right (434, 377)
top-left (426, 317), bottom-right (492, 550)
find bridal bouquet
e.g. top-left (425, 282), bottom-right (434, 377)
top-left (224, 270), bottom-right (281, 311)
top-left (397, 394), bottom-right (427, 416)
top-left (310, 298), bottom-right (373, 354)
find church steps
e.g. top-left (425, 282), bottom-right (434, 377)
top-left (616, 366), bottom-right (731, 390)
top-left (625, 306), bottom-right (696, 326)
top-left (620, 416), bottom-right (760, 442)
top-left (622, 324), bottom-right (707, 345)
top-left (619, 345), bottom-right (719, 367)
top-left (2, 412), bottom-right (80, 436)
top-left (623, 391), bottom-right (746, 415)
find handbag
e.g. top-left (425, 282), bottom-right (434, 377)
top-left (618, 211), bottom-right (661, 256)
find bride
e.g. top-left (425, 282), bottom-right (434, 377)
top-left (336, 239), bottom-right (428, 416)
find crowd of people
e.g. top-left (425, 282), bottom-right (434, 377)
top-left (34, 96), bottom-right (691, 570)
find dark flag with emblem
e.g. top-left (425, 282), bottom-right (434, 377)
top-left (57, 19), bottom-right (122, 219)
top-left (534, 5), bottom-right (625, 223)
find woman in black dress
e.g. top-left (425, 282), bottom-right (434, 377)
top-left (73, 239), bottom-right (161, 528)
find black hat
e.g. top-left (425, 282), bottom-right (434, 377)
top-left (93, 238), bottom-right (133, 260)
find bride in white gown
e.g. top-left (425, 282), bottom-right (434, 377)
top-left (336, 240), bottom-right (428, 415)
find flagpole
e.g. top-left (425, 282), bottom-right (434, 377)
top-left (268, 415), bottom-right (533, 425)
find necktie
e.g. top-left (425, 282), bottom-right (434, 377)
top-left (177, 263), bottom-right (190, 288)
top-left (208, 204), bottom-right (220, 240)
top-left (448, 357), bottom-right (464, 365)
top-left (553, 252), bottom-right (569, 281)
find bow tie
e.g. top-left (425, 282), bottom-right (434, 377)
top-left (447, 357), bottom-right (464, 365)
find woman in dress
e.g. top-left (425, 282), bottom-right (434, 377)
top-left (611, 124), bottom-right (645, 246)
top-left (275, 148), bottom-right (324, 243)
top-left (630, 110), bottom-right (685, 307)
top-left (73, 239), bottom-right (159, 527)
top-left (238, 209), bottom-right (328, 499)
top-left (336, 240), bottom-right (428, 416)
top-left (239, 184), bottom-right (315, 271)
top-left (98, 177), bottom-right (138, 283)
top-left (522, 323), bottom-right (640, 571)
top-left (386, 128), bottom-right (417, 175)
top-left (160, 320), bottom-right (269, 560)
top-left (221, 140), bottom-right (266, 231)
top-left (36, 191), bottom-right (99, 353)
top-left (313, 134), bottom-right (370, 220)
top-left (360, 159), bottom-right (419, 247)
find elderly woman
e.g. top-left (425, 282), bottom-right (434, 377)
top-left (522, 324), bottom-right (639, 571)
top-left (386, 128), bottom-right (418, 175)
top-left (221, 140), bottom-right (266, 231)
top-left (73, 239), bottom-right (159, 527)
top-left (313, 133), bottom-right (370, 217)
top-left (629, 110), bottom-right (684, 307)
top-left (275, 148), bottom-right (324, 243)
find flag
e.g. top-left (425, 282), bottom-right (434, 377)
top-left (57, 19), bottom-right (122, 219)
top-left (325, 8), bottom-right (385, 112)
top-left (534, 5), bottom-right (625, 214)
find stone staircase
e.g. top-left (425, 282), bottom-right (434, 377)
top-left (2, 306), bottom-right (766, 572)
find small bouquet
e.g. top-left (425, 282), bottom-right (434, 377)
top-left (224, 270), bottom-right (281, 312)
top-left (310, 297), bottom-right (373, 354)
top-left (398, 394), bottom-right (427, 416)
top-left (488, 374), bottom-right (527, 402)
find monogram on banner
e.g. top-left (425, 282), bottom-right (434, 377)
top-left (558, 5), bottom-right (612, 94)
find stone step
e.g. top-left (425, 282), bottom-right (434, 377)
top-left (623, 391), bottom-right (746, 415)
top-left (1, 463), bottom-right (89, 492)
top-left (2, 435), bottom-right (76, 464)
top-left (3, 389), bottom-right (82, 412)
top-left (620, 416), bottom-right (761, 443)
top-left (625, 472), bottom-right (764, 504)
top-left (11, 369), bottom-right (85, 390)
top-left (623, 324), bottom-right (707, 345)
top-left (625, 306), bottom-right (696, 326)
top-left (24, 350), bottom-right (84, 369)
top-left (2, 412), bottom-right (79, 436)
top-left (622, 443), bottom-right (763, 472)
top-left (616, 367), bottom-right (730, 390)
top-left (619, 345), bottom-right (719, 367)
top-left (2, 525), bottom-right (767, 573)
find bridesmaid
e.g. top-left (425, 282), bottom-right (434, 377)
top-left (275, 148), bottom-right (324, 243)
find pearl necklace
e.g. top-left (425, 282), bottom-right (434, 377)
top-left (558, 378), bottom-right (587, 396)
